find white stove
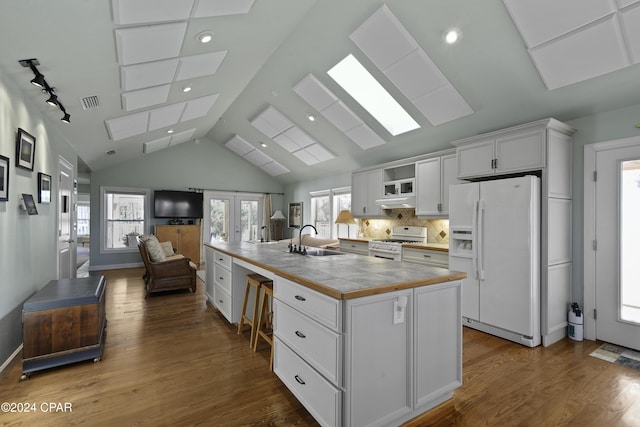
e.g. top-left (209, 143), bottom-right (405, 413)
top-left (368, 226), bottom-right (427, 261)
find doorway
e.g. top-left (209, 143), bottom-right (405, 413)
top-left (58, 156), bottom-right (75, 279)
top-left (202, 192), bottom-right (263, 243)
top-left (584, 137), bottom-right (640, 350)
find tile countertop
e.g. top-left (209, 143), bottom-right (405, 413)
top-left (205, 241), bottom-right (464, 300)
top-left (339, 238), bottom-right (449, 252)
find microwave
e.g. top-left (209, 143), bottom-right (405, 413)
top-left (383, 178), bottom-right (414, 197)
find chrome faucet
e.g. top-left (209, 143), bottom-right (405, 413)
top-left (298, 224), bottom-right (318, 252)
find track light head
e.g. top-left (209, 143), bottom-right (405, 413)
top-left (30, 72), bottom-right (45, 88)
top-left (46, 92), bottom-right (58, 107)
top-left (61, 112), bottom-right (71, 124)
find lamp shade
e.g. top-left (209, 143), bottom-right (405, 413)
top-left (270, 209), bottom-right (286, 220)
top-left (335, 209), bottom-right (356, 224)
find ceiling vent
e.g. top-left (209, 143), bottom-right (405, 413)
top-left (105, 149), bottom-right (116, 156)
top-left (80, 95), bottom-right (100, 110)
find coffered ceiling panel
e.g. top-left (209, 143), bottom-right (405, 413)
top-left (105, 112), bottom-right (149, 141)
top-left (122, 85), bottom-right (171, 111)
top-left (115, 23), bottom-right (187, 66)
top-left (251, 105), bottom-right (294, 138)
top-left (225, 134), bottom-right (254, 156)
top-left (176, 51), bottom-right (228, 81)
top-left (143, 136), bottom-right (171, 154)
top-left (244, 148), bottom-right (272, 166)
top-left (350, 5), bottom-right (473, 126)
top-left (293, 74), bottom-right (386, 150)
top-left (192, 0), bottom-right (256, 17)
top-left (121, 59), bottom-right (180, 91)
top-left (502, 0), bottom-right (615, 48)
top-left (529, 16), bottom-right (630, 90)
top-left (620, 3), bottom-right (640, 63)
top-left (148, 102), bottom-right (186, 131)
top-left (112, 0), bottom-right (195, 25)
top-left (273, 126), bottom-right (315, 152)
top-left (260, 160), bottom-right (289, 176)
top-left (181, 94), bottom-right (219, 121)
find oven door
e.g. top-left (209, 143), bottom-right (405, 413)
top-left (368, 247), bottom-right (401, 261)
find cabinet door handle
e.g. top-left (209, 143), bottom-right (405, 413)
top-left (219, 277), bottom-right (224, 280)
top-left (295, 330), bottom-right (306, 339)
top-left (423, 254), bottom-right (432, 258)
top-left (218, 299), bottom-right (224, 304)
top-left (294, 295), bottom-right (306, 302)
top-left (494, 158), bottom-right (498, 169)
top-left (295, 375), bottom-right (306, 385)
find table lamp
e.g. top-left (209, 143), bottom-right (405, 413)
top-left (335, 210), bottom-right (356, 238)
top-left (271, 210), bottom-right (286, 240)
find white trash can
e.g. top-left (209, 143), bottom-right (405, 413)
top-left (568, 302), bottom-right (583, 341)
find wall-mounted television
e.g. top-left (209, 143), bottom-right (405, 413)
top-left (153, 190), bottom-right (203, 219)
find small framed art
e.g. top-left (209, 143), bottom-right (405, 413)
top-left (0, 154), bottom-right (9, 201)
top-left (288, 202), bottom-right (303, 229)
top-left (16, 128), bottom-right (36, 171)
top-left (38, 172), bottom-right (51, 203)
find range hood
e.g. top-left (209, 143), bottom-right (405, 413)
top-left (375, 196), bottom-right (416, 209)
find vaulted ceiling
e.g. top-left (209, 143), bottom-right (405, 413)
top-left (1, 0), bottom-right (640, 184)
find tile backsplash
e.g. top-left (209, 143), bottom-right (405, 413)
top-left (358, 209), bottom-right (449, 244)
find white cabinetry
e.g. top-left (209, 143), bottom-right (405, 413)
top-left (402, 247), bottom-right (448, 268)
top-left (339, 239), bottom-right (369, 256)
top-left (204, 246), bottom-right (215, 304)
top-left (274, 275), bottom-right (462, 427)
top-left (455, 128), bottom-right (545, 179)
top-left (212, 250), bottom-right (233, 322)
top-left (415, 152), bottom-right (460, 216)
top-left (451, 118), bottom-right (575, 346)
top-left (351, 169), bottom-right (383, 217)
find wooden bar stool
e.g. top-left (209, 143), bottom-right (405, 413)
top-left (237, 274), bottom-right (272, 348)
top-left (253, 282), bottom-right (274, 371)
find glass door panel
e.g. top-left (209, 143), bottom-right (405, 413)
top-left (621, 159), bottom-right (640, 324)
top-left (209, 198), bottom-right (230, 242)
top-left (239, 199), bottom-right (260, 241)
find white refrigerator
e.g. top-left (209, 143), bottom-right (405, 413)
top-left (449, 175), bottom-right (540, 347)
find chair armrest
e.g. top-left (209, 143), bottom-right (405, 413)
top-left (148, 257), bottom-right (195, 277)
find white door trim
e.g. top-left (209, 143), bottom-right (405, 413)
top-left (584, 135), bottom-right (640, 341)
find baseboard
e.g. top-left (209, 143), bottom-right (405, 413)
top-left (88, 262), bottom-right (144, 271)
top-left (1, 344), bottom-right (22, 375)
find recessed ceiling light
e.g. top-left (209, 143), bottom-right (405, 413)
top-left (182, 85), bottom-right (192, 93)
top-left (260, 142), bottom-right (267, 148)
top-left (196, 31), bottom-right (213, 44)
top-left (167, 129), bottom-right (174, 134)
top-left (444, 28), bottom-right (461, 44)
top-left (307, 113), bottom-right (316, 122)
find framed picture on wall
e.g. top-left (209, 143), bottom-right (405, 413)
top-left (288, 202), bottom-right (303, 229)
top-left (38, 172), bottom-right (51, 203)
top-left (0, 154), bottom-right (9, 201)
top-left (16, 128), bottom-right (36, 171)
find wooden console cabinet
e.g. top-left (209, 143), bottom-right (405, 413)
top-left (22, 276), bottom-right (106, 379)
top-left (155, 224), bottom-right (201, 267)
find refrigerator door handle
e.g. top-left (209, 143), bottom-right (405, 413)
top-left (471, 200), bottom-right (479, 279)
top-left (477, 199), bottom-right (485, 281)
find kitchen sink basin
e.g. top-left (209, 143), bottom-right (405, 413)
top-left (286, 248), bottom-right (346, 256)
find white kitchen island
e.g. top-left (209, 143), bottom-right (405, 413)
top-left (204, 241), bottom-right (465, 427)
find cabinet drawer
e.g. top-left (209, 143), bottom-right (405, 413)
top-left (402, 248), bottom-right (449, 268)
top-left (274, 338), bottom-right (341, 427)
top-left (274, 300), bottom-right (342, 386)
top-left (213, 286), bottom-right (232, 322)
top-left (339, 240), bottom-right (369, 255)
top-left (213, 265), bottom-right (232, 294)
top-left (213, 250), bottom-right (232, 270)
top-left (275, 276), bottom-right (341, 331)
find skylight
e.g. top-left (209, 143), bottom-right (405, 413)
top-left (327, 54), bottom-right (420, 136)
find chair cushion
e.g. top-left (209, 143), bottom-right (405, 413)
top-left (160, 241), bottom-right (175, 256)
top-left (144, 236), bottom-right (166, 262)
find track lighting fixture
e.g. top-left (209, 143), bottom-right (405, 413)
top-left (19, 58), bottom-right (71, 124)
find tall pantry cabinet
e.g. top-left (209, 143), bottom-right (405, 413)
top-left (155, 224), bottom-right (201, 267)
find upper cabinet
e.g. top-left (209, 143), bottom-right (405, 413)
top-left (351, 169), bottom-right (384, 217)
top-left (416, 152), bottom-right (459, 216)
top-left (455, 128), bottom-right (546, 179)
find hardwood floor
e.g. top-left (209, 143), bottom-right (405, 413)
top-left (1, 268), bottom-right (639, 426)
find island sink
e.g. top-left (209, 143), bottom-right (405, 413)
top-left (286, 248), bottom-right (346, 256)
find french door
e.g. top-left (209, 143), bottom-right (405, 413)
top-left (203, 192), bottom-right (263, 243)
top-left (587, 139), bottom-right (640, 350)
top-left (58, 156), bottom-right (75, 279)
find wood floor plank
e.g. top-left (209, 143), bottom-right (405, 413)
top-left (1, 268), bottom-right (639, 426)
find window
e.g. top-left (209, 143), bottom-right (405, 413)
top-left (100, 187), bottom-right (150, 252)
top-left (77, 204), bottom-right (90, 236)
top-left (310, 187), bottom-right (354, 239)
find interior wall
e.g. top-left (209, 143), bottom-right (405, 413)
top-left (89, 138), bottom-right (285, 269)
top-left (0, 70), bottom-right (79, 366)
